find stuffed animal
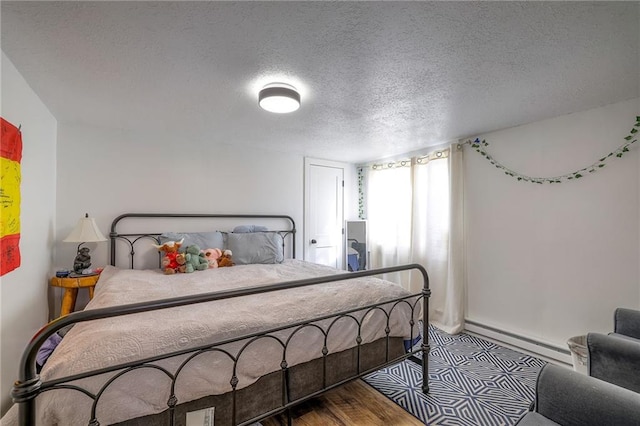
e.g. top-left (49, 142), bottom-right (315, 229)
top-left (201, 248), bottom-right (222, 268)
top-left (162, 252), bottom-right (181, 275)
top-left (180, 244), bottom-right (209, 273)
top-left (175, 252), bottom-right (187, 271)
top-left (153, 239), bottom-right (184, 274)
top-left (218, 249), bottom-right (234, 267)
top-left (152, 238), bottom-right (184, 254)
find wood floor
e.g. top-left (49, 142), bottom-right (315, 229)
top-left (261, 379), bottom-right (424, 426)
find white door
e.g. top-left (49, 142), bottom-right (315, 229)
top-left (304, 158), bottom-right (345, 269)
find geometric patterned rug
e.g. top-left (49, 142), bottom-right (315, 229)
top-left (363, 325), bottom-right (547, 425)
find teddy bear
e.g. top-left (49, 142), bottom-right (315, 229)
top-left (201, 248), bottom-right (223, 268)
top-left (180, 244), bottom-right (210, 273)
top-left (217, 249), bottom-right (234, 267)
top-left (153, 239), bottom-right (184, 274)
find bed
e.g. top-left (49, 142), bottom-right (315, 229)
top-left (8, 213), bottom-right (430, 426)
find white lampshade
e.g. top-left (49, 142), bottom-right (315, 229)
top-left (63, 214), bottom-right (107, 243)
top-left (258, 83), bottom-right (300, 113)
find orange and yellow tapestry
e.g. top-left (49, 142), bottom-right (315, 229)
top-left (0, 118), bottom-right (22, 276)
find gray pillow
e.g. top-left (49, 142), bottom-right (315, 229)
top-left (227, 232), bottom-right (284, 264)
top-left (159, 231), bottom-right (225, 251)
top-left (232, 225), bottom-right (269, 233)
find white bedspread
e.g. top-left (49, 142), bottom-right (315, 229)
top-left (3, 260), bottom-right (420, 426)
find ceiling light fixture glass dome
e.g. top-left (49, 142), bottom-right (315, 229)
top-left (258, 83), bottom-right (301, 113)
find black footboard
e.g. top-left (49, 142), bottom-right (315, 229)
top-left (11, 265), bottom-right (430, 426)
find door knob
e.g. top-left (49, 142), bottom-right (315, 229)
top-left (311, 239), bottom-right (317, 244)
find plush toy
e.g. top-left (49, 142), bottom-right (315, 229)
top-left (218, 249), bottom-right (234, 267)
top-left (201, 248), bottom-right (222, 268)
top-left (153, 238), bottom-right (184, 254)
top-left (161, 252), bottom-right (181, 275)
top-left (180, 244), bottom-right (209, 273)
top-left (175, 252), bottom-right (187, 271)
top-left (153, 239), bottom-right (184, 274)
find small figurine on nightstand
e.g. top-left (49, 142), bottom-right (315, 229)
top-left (73, 247), bottom-right (92, 273)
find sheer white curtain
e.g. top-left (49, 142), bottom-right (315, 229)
top-left (365, 144), bottom-right (464, 334)
top-left (366, 163), bottom-right (413, 286)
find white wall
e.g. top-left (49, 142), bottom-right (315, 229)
top-left (0, 52), bottom-right (57, 416)
top-left (465, 98), bottom-right (640, 356)
top-left (53, 123), bottom-right (306, 311)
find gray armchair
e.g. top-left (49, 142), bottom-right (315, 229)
top-left (612, 307), bottom-right (640, 340)
top-left (588, 332), bottom-right (640, 393)
top-left (586, 307), bottom-right (640, 393)
top-left (515, 364), bottom-right (640, 425)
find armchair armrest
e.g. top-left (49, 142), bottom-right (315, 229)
top-left (533, 364), bottom-right (640, 426)
top-left (588, 332), bottom-right (640, 393)
top-left (614, 308), bottom-right (640, 340)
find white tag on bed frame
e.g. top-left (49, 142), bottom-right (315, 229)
top-left (186, 407), bottom-right (215, 426)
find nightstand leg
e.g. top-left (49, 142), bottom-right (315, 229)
top-left (88, 286), bottom-right (95, 300)
top-left (60, 288), bottom-right (78, 316)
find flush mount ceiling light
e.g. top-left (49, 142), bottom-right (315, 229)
top-left (258, 83), bottom-right (301, 113)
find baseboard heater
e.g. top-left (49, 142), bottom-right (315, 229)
top-left (464, 319), bottom-right (572, 365)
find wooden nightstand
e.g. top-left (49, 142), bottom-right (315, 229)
top-left (50, 274), bottom-right (100, 316)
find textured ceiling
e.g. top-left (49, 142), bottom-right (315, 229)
top-left (2, 1), bottom-right (638, 163)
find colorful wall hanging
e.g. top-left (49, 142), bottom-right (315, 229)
top-left (0, 118), bottom-right (22, 276)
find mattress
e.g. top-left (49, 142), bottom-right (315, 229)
top-left (3, 260), bottom-right (420, 426)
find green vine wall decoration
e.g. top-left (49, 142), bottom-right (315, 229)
top-left (465, 116), bottom-right (639, 184)
top-left (357, 166), bottom-right (365, 219)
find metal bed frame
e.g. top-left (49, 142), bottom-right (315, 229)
top-left (11, 213), bottom-right (430, 426)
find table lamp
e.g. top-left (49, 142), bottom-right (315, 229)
top-left (63, 213), bottom-right (107, 274)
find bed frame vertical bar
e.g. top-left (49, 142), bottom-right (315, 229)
top-left (422, 273), bottom-right (431, 393)
top-left (14, 386), bottom-right (37, 426)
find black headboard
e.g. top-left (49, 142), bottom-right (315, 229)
top-left (109, 213), bottom-right (296, 269)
